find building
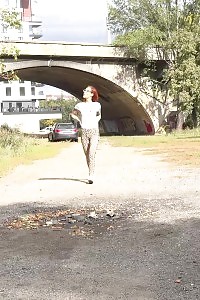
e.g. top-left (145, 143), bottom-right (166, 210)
top-left (0, 0), bottom-right (62, 132)
top-left (0, 0), bottom-right (42, 41)
top-left (0, 0), bottom-right (44, 113)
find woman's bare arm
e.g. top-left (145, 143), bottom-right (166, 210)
top-left (70, 109), bottom-right (81, 124)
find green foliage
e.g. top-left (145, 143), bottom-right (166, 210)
top-left (40, 119), bottom-right (59, 128)
top-left (1, 8), bottom-right (21, 29)
top-left (40, 97), bottom-right (80, 122)
top-left (0, 124), bottom-right (28, 153)
top-left (0, 7), bottom-right (21, 78)
top-left (109, 0), bottom-right (200, 126)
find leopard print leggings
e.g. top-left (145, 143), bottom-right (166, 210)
top-left (81, 128), bottom-right (99, 177)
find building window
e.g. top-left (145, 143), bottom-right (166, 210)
top-left (6, 87), bottom-right (11, 96)
top-left (38, 91), bottom-right (44, 95)
top-left (31, 87), bottom-right (35, 95)
top-left (20, 87), bottom-right (25, 96)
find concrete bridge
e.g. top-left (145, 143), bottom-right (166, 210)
top-left (1, 41), bottom-right (168, 135)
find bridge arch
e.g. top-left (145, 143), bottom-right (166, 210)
top-left (5, 60), bottom-right (154, 135)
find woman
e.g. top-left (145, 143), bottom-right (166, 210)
top-left (70, 86), bottom-right (101, 184)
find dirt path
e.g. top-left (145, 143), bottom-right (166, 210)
top-left (0, 141), bottom-right (199, 211)
top-left (0, 141), bottom-right (200, 300)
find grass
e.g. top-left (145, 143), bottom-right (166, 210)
top-left (0, 138), bottom-right (69, 177)
top-left (1, 127), bottom-right (200, 177)
top-left (104, 128), bottom-right (200, 167)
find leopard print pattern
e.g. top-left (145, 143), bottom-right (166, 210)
top-left (81, 128), bottom-right (99, 177)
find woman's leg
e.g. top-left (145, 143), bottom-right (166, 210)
top-left (81, 129), bottom-right (90, 167)
top-left (81, 129), bottom-right (99, 182)
top-left (87, 129), bottom-right (99, 179)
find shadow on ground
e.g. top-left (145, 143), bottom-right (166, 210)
top-left (38, 177), bottom-right (88, 183)
top-left (0, 202), bottom-right (199, 300)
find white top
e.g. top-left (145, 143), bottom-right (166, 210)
top-left (75, 101), bottom-right (101, 129)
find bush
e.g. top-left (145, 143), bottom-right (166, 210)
top-left (0, 124), bottom-right (27, 153)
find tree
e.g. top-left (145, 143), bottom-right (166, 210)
top-left (0, 5), bottom-right (21, 79)
top-left (108, 0), bottom-right (200, 128)
top-left (40, 97), bottom-right (80, 125)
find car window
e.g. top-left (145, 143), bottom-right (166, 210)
top-left (56, 123), bottom-right (75, 129)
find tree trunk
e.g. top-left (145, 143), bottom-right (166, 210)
top-left (176, 111), bottom-right (184, 130)
top-left (192, 105), bottom-right (198, 128)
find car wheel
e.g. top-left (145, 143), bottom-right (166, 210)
top-left (48, 134), bottom-right (54, 142)
top-left (75, 139), bottom-right (78, 142)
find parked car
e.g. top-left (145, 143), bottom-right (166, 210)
top-left (48, 122), bottom-right (78, 142)
top-left (37, 126), bottom-right (53, 138)
top-left (39, 126), bottom-right (53, 134)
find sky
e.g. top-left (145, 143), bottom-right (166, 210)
top-left (35, 0), bottom-right (111, 95)
top-left (37, 0), bottom-right (110, 44)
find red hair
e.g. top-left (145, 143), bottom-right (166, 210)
top-left (89, 86), bottom-right (99, 102)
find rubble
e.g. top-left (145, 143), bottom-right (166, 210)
top-left (3, 208), bottom-right (126, 238)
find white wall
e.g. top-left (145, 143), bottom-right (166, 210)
top-left (0, 81), bottom-right (32, 102)
top-left (0, 112), bottom-right (62, 133)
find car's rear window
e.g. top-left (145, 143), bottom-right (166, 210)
top-left (56, 123), bottom-right (75, 129)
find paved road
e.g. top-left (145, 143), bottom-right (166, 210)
top-left (0, 141), bottom-right (200, 300)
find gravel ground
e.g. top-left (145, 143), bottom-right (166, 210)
top-left (0, 140), bottom-right (199, 300)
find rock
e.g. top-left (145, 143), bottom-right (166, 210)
top-left (46, 220), bottom-right (53, 226)
top-left (84, 219), bottom-right (93, 225)
top-left (73, 215), bottom-right (85, 222)
top-left (68, 218), bottom-right (77, 224)
top-left (106, 209), bottom-right (115, 217)
top-left (52, 219), bottom-right (59, 225)
top-left (88, 211), bottom-right (98, 219)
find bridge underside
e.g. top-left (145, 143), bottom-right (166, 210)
top-left (13, 65), bottom-right (154, 135)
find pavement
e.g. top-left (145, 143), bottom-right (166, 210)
top-left (0, 140), bottom-right (200, 300)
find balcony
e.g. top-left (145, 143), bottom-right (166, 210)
top-left (29, 30), bottom-right (42, 39)
top-left (29, 22), bottom-right (43, 39)
top-left (2, 107), bottom-right (62, 114)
